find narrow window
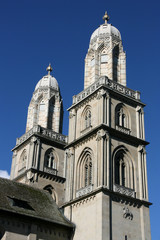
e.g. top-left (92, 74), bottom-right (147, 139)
top-left (101, 54), bottom-right (108, 63)
top-left (115, 161), bottom-right (120, 185)
top-left (122, 163), bottom-right (125, 187)
top-left (84, 156), bottom-right (92, 187)
top-left (85, 110), bottom-right (91, 128)
top-left (85, 164), bottom-right (88, 187)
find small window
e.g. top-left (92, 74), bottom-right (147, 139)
top-left (91, 58), bottom-right (95, 66)
top-left (7, 197), bottom-right (34, 211)
top-left (44, 149), bottom-right (57, 171)
top-left (39, 103), bottom-right (45, 111)
top-left (101, 54), bottom-right (108, 63)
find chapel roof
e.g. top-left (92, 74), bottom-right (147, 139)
top-left (0, 177), bottom-right (73, 228)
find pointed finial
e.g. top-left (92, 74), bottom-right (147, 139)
top-left (103, 11), bottom-right (110, 24)
top-left (46, 63), bottom-right (53, 75)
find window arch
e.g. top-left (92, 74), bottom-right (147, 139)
top-left (113, 146), bottom-right (135, 190)
top-left (85, 109), bottom-right (91, 128)
top-left (76, 148), bottom-right (93, 190)
top-left (18, 149), bottom-right (27, 172)
top-left (44, 148), bottom-right (58, 171)
top-left (115, 103), bottom-right (129, 129)
top-left (43, 185), bottom-right (57, 203)
top-left (81, 106), bottom-right (92, 131)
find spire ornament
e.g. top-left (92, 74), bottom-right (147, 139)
top-left (103, 11), bottom-right (110, 24)
top-left (46, 63), bottom-right (53, 75)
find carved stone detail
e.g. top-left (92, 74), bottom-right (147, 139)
top-left (113, 184), bottom-right (136, 198)
top-left (69, 110), bottom-right (76, 119)
top-left (123, 207), bottom-right (133, 220)
top-left (96, 130), bottom-right (109, 141)
top-left (66, 149), bottom-right (73, 158)
top-left (76, 185), bottom-right (93, 198)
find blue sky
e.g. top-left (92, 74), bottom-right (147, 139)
top-left (0, 0), bottom-right (159, 238)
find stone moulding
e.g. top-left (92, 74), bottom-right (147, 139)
top-left (72, 76), bottom-right (141, 106)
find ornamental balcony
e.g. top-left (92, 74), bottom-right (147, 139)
top-left (76, 185), bottom-right (93, 198)
top-left (113, 184), bottom-right (136, 198)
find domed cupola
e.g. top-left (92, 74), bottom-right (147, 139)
top-left (35, 64), bottom-right (59, 91)
top-left (84, 11), bottom-right (126, 89)
top-left (26, 64), bottom-right (63, 133)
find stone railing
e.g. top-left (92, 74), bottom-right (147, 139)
top-left (113, 184), bottom-right (136, 198)
top-left (16, 125), bottom-right (67, 146)
top-left (116, 125), bottom-right (131, 135)
top-left (76, 185), bottom-right (93, 198)
top-left (72, 77), bottom-right (140, 105)
top-left (44, 167), bottom-right (57, 176)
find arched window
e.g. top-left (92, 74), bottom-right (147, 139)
top-left (76, 148), bottom-right (93, 190)
top-left (113, 147), bottom-right (135, 190)
top-left (115, 104), bottom-right (129, 129)
top-left (44, 149), bottom-right (58, 171)
top-left (81, 106), bottom-right (92, 132)
top-left (84, 155), bottom-right (92, 187)
top-left (85, 110), bottom-right (91, 128)
top-left (18, 149), bottom-right (27, 172)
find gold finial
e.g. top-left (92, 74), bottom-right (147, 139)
top-left (103, 11), bottom-right (110, 24)
top-left (46, 63), bottom-right (53, 75)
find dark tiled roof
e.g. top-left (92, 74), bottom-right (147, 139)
top-left (0, 178), bottom-right (73, 228)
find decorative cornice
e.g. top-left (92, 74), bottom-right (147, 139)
top-left (61, 186), bottom-right (152, 209)
top-left (65, 124), bottom-right (149, 149)
top-left (68, 77), bottom-right (143, 111)
top-left (12, 125), bottom-right (67, 150)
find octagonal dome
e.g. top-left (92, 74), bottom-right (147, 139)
top-left (90, 23), bottom-right (121, 45)
top-left (35, 74), bottom-right (59, 91)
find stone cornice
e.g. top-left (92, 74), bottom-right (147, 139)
top-left (13, 168), bottom-right (66, 184)
top-left (68, 76), bottom-right (145, 111)
top-left (60, 186), bottom-right (152, 209)
top-left (65, 124), bottom-right (149, 149)
top-left (12, 125), bottom-right (67, 151)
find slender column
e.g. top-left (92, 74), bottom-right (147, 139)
top-left (142, 109), bottom-right (145, 139)
top-left (106, 132), bottom-right (110, 189)
top-left (144, 150), bottom-right (149, 200)
top-left (35, 138), bottom-right (40, 170)
top-left (10, 151), bottom-right (17, 179)
top-left (138, 146), bottom-right (143, 199)
top-left (136, 106), bottom-right (140, 138)
top-left (106, 92), bottom-right (110, 126)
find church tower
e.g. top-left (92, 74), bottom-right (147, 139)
top-left (63, 12), bottom-right (151, 240)
top-left (10, 65), bottom-right (66, 206)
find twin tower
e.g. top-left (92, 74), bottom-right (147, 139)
top-left (10, 12), bottom-right (151, 240)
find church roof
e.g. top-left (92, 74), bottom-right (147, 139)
top-left (90, 23), bottom-right (121, 46)
top-left (35, 74), bottom-right (59, 91)
top-left (0, 178), bottom-right (73, 228)
top-left (35, 64), bottom-right (59, 91)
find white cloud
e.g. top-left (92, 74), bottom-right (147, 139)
top-left (0, 170), bottom-right (10, 179)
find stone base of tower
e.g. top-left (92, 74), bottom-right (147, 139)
top-left (63, 188), bottom-right (151, 240)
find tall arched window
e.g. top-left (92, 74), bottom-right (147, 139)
top-left (76, 148), bottom-right (93, 190)
top-left (84, 155), bottom-right (92, 187)
top-left (44, 149), bottom-right (58, 171)
top-left (115, 151), bottom-right (126, 186)
top-left (81, 106), bottom-right (92, 132)
top-left (115, 104), bottom-right (129, 129)
top-left (113, 147), bottom-right (135, 190)
top-left (85, 110), bottom-right (91, 128)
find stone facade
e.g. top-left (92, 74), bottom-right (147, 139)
top-left (9, 12), bottom-right (151, 240)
